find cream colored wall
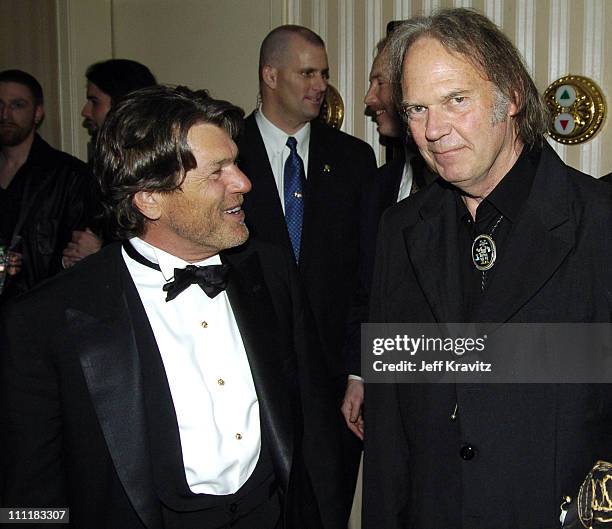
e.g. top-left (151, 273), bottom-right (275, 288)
top-left (0, 0), bottom-right (61, 149)
top-left (110, 0), bottom-right (281, 111)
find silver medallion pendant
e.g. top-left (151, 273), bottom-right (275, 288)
top-left (472, 234), bottom-right (497, 271)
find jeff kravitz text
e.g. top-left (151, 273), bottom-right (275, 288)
top-left (370, 334), bottom-right (492, 375)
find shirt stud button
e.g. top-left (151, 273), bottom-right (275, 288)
top-left (201, 321), bottom-right (208, 328)
top-left (235, 433), bottom-right (242, 440)
top-left (218, 378), bottom-right (225, 386)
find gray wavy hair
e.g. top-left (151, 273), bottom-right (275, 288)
top-left (387, 8), bottom-right (549, 147)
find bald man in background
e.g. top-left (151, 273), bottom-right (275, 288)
top-left (236, 24), bottom-right (377, 529)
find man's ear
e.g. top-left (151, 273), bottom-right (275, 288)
top-left (133, 191), bottom-right (163, 221)
top-left (508, 91), bottom-right (520, 117)
top-left (34, 104), bottom-right (44, 127)
top-left (262, 65), bottom-right (278, 90)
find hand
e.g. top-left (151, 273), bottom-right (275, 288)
top-left (62, 228), bottom-right (102, 268)
top-left (5, 251), bottom-right (22, 276)
top-left (341, 378), bottom-right (364, 440)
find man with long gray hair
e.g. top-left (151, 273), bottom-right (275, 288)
top-left (363, 8), bottom-right (612, 529)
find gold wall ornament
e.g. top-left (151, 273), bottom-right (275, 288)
top-left (318, 84), bottom-right (344, 129)
top-left (544, 75), bottom-right (606, 145)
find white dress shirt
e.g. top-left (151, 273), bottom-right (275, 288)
top-left (123, 237), bottom-right (261, 495)
top-left (396, 149), bottom-right (415, 202)
top-left (255, 109), bottom-right (310, 211)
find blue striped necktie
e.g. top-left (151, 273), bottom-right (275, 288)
top-left (284, 136), bottom-right (305, 262)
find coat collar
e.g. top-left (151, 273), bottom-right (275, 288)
top-left (404, 143), bottom-right (574, 323)
top-left (68, 242), bottom-right (295, 526)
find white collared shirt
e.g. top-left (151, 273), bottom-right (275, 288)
top-left (255, 109), bottom-right (310, 211)
top-left (122, 237), bottom-right (261, 495)
top-left (396, 149), bottom-right (415, 202)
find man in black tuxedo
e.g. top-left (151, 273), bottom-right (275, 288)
top-left (236, 25), bottom-right (377, 526)
top-left (363, 9), bottom-right (612, 529)
top-left (1, 85), bottom-right (337, 529)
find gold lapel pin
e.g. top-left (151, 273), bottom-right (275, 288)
top-left (323, 164), bottom-right (331, 173)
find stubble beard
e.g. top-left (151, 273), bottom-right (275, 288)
top-left (168, 209), bottom-right (250, 256)
top-left (0, 123), bottom-right (34, 147)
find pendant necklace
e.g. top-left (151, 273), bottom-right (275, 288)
top-left (471, 214), bottom-right (504, 291)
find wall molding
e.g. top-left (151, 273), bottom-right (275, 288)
top-left (338, 0), bottom-right (354, 134)
top-left (485, 0), bottom-right (503, 26)
top-left (393, 0), bottom-right (410, 22)
top-left (285, 0), bottom-right (301, 24)
top-left (547, 0), bottom-right (569, 161)
top-left (311, 0), bottom-right (327, 44)
top-left (56, 0), bottom-right (79, 155)
top-left (580, 0), bottom-right (604, 176)
top-left (515, 0), bottom-right (535, 75)
top-left (364, 0), bottom-right (383, 163)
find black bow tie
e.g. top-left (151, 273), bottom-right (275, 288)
top-left (122, 240), bottom-right (230, 302)
top-left (163, 264), bottom-right (230, 301)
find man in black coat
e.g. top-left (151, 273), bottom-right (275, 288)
top-left (363, 9), bottom-right (612, 529)
top-left (236, 25), bottom-right (377, 526)
top-left (1, 85), bottom-right (339, 529)
top-left (0, 69), bottom-right (91, 300)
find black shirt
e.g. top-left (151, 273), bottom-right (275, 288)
top-left (456, 146), bottom-right (540, 320)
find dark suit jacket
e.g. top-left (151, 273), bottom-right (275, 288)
top-left (361, 150), bottom-right (437, 294)
top-left (1, 239), bottom-right (334, 529)
top-left (363, 144), bottom-right (612, 529)
top-left (236, 113), bottom-right (377, 379)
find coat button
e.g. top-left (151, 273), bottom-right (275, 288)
top-left (460, 444), bottom-right (476, 460)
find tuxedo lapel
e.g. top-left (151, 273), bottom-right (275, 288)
top-left (404, 184), bottom-right (465, 323)
top-left (222, 249), bottom-right (295, 491)
top-left (65, 246), bottom-right (161, 529)
top-left (475, 146), bottom-right (574, 322)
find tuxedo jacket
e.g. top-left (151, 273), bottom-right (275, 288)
top-left (236, 113), bottom-right (377, 379)
top-left (0, 239), bottom-right (341, 529)
top-left (363, 144), bottom-right (612, 529)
